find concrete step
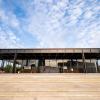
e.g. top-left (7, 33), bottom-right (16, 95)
top-left (0, 74), bottom-right (100, 100)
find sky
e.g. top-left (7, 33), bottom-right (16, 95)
top-left (0, 0), bottom-right (100, 48)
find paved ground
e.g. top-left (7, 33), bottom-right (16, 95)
top-left (0, 73), bottom-right (100, 100)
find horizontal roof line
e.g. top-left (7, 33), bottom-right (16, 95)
top-left (0, 48), bottom-right (100, 50)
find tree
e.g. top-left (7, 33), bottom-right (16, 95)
top-left (4, 65), bottom-right (13, 73)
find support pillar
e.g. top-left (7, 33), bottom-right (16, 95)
top-left (76, 59), bottom-right (78, 71)
top-left (82, 52), bottom-right (86, 73)
top-left (12, 53), bottom-right (17, 73)
top-left (96, 59), bottom-right (99, 73)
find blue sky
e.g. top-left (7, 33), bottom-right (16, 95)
top-left (0, 0), bottom-right (100, 48)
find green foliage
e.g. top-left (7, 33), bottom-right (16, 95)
top-left (16, 67), bottom-right (22, 73)
top-left (4, 65), bottom-right (13, 73)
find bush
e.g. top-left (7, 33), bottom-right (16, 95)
top-left (16, 67), bottom-right (22, 73)
top-left (4, 65), bottom-right (13, 73)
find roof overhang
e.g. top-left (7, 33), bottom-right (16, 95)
top-left (0, 48), bottom-right (100, 60)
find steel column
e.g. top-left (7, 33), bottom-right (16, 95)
top-left (12, 53), bottom-right (17, 73)
top-left (96, 59), bottom-right (99, 73)
top-left (82, 52), bottom-right (86, 73)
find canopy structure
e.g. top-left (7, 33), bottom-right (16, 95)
top-left (0, 48), bottom-right (100, 59)
top-left (0, 48), bottom-right (100, 73)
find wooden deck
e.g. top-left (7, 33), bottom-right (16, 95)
top-left (0, 74), bottom-right (100, 100)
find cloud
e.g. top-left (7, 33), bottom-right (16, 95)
top-left (0, 0), bottom-right (100, 48)
top-left (0, 2), bottom-right (24, 48)
top-left (27, 0), bottom-right (100, 48)
top-left (0, 27), bottom-right (23, 48)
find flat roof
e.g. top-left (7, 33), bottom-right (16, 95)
top-left (0, 48), bottom-right (100, 60)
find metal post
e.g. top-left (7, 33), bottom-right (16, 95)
top-left (56, 53), bottom-right (58, 68)
top-left (12, 53), bottom-right (17, 73)
top-left (37, 60), bottom-right (39, 73)
top-left (96, 59), bottom-right (99, 73)
top-left (60, 55), bottom-right (64, 73)
top-left (76, 59), bottom-right (78, 72)
top-left (59, 57), bottom-right (63, 73)
top-left (82, 51), bottom-right (86, 73)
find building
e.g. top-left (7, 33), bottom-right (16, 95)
top-left (0, 48), bottom-right (100, 73)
